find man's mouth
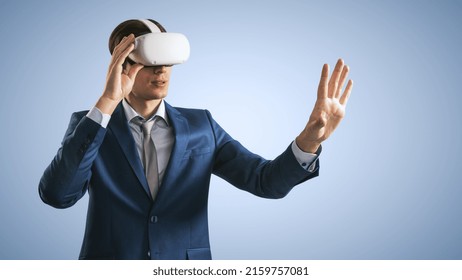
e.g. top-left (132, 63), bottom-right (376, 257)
top-left (151, 80), bottom-right (167, 86)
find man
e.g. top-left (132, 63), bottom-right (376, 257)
top-left (39, 19), bottom-right (353, 260)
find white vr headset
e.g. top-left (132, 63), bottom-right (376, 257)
top-left (128, 19), bottom-right (190, 66)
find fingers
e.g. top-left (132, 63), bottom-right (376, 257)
top-left (109, 34), bottom-right (135, 73)
top-left (340, 79), bottom-right (353, 106)
top-left (115, 42), bottom-right (135, 67)
top-left (317, 63), bottom-right (329, 99)
top-left (112, 34), bottom-right (135, 58)
top-left (317, 59), bottom-right (352, 100)
top-left (328, 58), bottom-right (344, 98)
top-left (335, 65), bottom-right (349, 99)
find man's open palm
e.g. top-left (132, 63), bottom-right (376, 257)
top-left (296, 59), bottom-right (353, 153)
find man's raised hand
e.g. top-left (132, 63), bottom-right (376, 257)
top-left (296, 59), bottom-right (354, 153)
top-left (96, 34), bottom-right (144, 115)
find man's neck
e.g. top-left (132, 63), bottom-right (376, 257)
top-left (126, 96), bottom-right (162, 120)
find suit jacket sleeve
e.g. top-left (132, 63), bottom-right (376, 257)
top-left (39, 112), bottom-right (107, 208)
top-left (208, 110), bottom-right (319, 199)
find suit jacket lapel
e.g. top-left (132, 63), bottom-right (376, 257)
top-left (160, 102), bottom-right (190, 191)
top-left (108, 103), bottom-right (152, 199)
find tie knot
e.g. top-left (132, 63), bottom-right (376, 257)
top-left (133, 117), bottom-right (155, 136)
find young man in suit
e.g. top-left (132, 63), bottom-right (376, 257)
top-left (39, 19), bottom-right (353, 259)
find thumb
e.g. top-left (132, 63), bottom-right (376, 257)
top-left (127, 63), bottom-right (144, 80)
top-left (309, 111), bottom-right (328, 129)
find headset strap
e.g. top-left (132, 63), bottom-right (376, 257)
top-left (139, 19), bottom-right (161, 33)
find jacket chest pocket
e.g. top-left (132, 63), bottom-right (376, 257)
top-left (183, 147), bottom-right (211, 159)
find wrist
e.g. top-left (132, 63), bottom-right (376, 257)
top-left (95, 95), bottom-right (120, 115)
top-left (295, 135), bottom-right (321, 154)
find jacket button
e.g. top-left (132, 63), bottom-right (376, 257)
top-left (147, 251), bottom-right (151, 257)
top-left (150, 216), bottom-right (158, 223)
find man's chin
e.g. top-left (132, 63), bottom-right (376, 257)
top-left (149, 86), bottom-right (169, 98)
top-left (149, 91), bottom-right (168, 100)
top-left (128, 90), bottom-right (168, 102)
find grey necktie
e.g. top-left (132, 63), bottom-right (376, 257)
top-left (140, 119), bottom-right (159, 200)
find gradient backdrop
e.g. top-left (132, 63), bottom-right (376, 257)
top-left (1, 0), bottom-right (461, 259)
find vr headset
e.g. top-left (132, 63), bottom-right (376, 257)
top-left (128, 19), bottom-right (190, 66)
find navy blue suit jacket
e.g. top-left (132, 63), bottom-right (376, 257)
top-left (39, 102), bottom-right (319, 260)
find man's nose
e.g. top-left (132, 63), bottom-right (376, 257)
top-left (153, 66), bottom-right (167, 74)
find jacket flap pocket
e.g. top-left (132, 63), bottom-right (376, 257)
top-left (186, 248), bottom-right (212, 260)
top-left (183, 147), bottom-right (211, 159)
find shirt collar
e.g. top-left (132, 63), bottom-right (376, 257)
top-left (122, 98), bottom-right (169, 126)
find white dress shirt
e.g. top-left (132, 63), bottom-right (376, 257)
top-left (121, 99), bottom-right (173, 185)
top-left (86, 101), bottom-right (318, 178)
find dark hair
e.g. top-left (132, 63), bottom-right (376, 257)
top-left (108, 19), bottom-right (167, 55)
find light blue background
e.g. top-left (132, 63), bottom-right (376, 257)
top-left (1, 0), bottom-right (461, 259)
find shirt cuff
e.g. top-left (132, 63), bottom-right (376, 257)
top-left (86, 107), bottom-right (111, 128)
top-left (291, 140), bottom-right (319, 172)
